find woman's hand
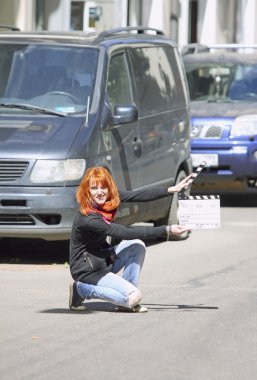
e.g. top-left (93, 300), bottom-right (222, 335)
top-left (166, 224), bottom-right (192, 236)
top-left (168, 174), bottom-right (193, 194)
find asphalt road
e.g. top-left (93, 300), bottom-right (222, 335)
top-left (0, 195), bottom-right (257, 380)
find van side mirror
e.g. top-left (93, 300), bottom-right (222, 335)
top-left (111, 105), bottom-right (138, 126)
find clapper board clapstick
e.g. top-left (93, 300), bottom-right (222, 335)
top-left (181, 161), bottom-right (207, 198)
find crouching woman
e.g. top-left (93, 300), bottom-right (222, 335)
top-left (69, 166), bottom-right (191, 312)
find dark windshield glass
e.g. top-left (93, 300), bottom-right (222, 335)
top-left (0, 44), bottom-right (98, 113)
top-left (185, 62), bottom-right (257, 101)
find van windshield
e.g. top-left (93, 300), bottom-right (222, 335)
top-left (0, 44), bottom-right (98, 114)
top-left (185, 62), bottom-right (257, 102)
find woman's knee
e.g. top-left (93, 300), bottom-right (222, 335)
top-left (131, 239), bottom-right (146, 250)
top-left (132, 241), bottom-right (146, 261)
top-left (128, 289), bottom-right (142, 307)
top-left (116, 239), bottom-right (146, 254)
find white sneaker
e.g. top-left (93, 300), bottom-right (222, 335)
top-left (117, 304), bottom-right (148, 313)
top-left (132, 304), bottom-right (148, 313)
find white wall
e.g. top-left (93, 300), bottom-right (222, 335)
top-left (178, 0), bottom-right (189, 48)
top-left (45, 0), bottom-right (70, 31)
top-left (198, 0), bottom-right (217, 44)
top-left (239, 0), bottom-right (257, 43)
top-left (2, 0), bottom-right (257, 47)
top-left (0, 0), bottom-right (34, 31)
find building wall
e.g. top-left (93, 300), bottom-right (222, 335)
top-left (45, 0), bottom-right (70, 31)
top-left (239, 0), bottom-right (257, 44)
top-left (197, 0), bottom-right (237, 45)
top-left (1, 0), bottom-right (257, 49)
top-left (0, 0), bottom-right (17, 26)
top-left (0, 0), bottom-right (35, 31)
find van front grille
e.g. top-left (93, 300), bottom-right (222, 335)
top-left (0, 161), bottom-right (29, 181)
top-left (0, 214), bottom-right (35, 225)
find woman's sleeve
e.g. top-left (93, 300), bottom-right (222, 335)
top-left (86, 214), bottom-right (167, 240)
top-left (119, 188), bottom-right (170, 202)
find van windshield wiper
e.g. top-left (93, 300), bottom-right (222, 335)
top-left (0, 103), bottom-right (67, 117)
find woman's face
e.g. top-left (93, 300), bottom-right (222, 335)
top-left (89, 179), bottom-right (109, 206)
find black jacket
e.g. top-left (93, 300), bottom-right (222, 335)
top-left (69, 188), bottom-right (170, 284)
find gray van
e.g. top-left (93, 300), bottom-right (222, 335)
top-left (0, 26), bottom-right (192, 241)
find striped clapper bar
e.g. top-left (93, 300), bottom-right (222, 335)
top-left (178, 161), bottom-right (220, 229)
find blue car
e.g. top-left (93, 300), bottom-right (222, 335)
top-left (183, 44), bottom-right (257, 194)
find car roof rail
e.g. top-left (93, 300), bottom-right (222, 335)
top-left (181, 43), bottom-right (210, 56)
top-left (97, 26), bottom-right (165, 40)
top-left (182, 43), bottom-right (257, 55)
top-left (201, 43), bottom-right (257, 50)
top-left (0, 25), bottom-right (20, 31)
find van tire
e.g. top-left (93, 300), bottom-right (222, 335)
top-left (154, 170), bottom-right (190, 241)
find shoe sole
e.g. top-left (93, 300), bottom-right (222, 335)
top-left (70, 305), bottom-right (87, 311)
top-left (132, 306), bottom-right (148, 313)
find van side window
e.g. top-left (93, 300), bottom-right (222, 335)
top-left (129, 47), bottom-right (185, 116)
top-left (129, 47), bottom-right (165, 115)
top-left (107, 53), bottom-right (133, 112)
top-left (166, 48), bottom-right (187, 107)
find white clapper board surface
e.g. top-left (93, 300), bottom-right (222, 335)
top-left (178, 162), bottom-right (221, 229)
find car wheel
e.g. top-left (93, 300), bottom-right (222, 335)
top-left (154, 170), bottom-right (190, 241)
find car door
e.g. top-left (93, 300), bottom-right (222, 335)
top-left (129, 46), bottom-right (189, 188)
top-left (106, 51), bottom-right (142, 190)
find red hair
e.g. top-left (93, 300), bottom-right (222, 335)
top-left (76, 166), bottom-right (120, 215)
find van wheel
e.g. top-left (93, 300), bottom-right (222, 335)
top-left (154, 170), bottom-right (190, 241)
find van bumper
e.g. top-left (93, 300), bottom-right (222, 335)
top-left (0, 186), bottom-right (78, 240)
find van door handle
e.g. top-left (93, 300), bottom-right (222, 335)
top-left (132, 137), bottom-right (142, 157)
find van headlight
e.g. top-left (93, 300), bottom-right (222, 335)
top-left (230, 115), bottom-right (257, 138)
top-left (30, 159), bottom-right (86, 183)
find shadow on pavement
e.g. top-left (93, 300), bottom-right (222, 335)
top-left (220, 194), bottom-right (257, 207)
top-left (39, 301), bottom-right (219, 314)
top-left (145, 303), bottom-right (219, 311)
top-left (0, 237), bottom-right (164, 264)
top-left (0, 238), bottom-right (69, 264)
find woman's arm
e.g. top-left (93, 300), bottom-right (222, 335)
top-left (119, 188), bottom-right (169, 202)
top-left (167, 174), bottom-right (193, 194)
top-left (85, 214), bottom-right (166, 240)
top-left (85, 214), bottom-right (190, 240)
top-left (119, 174), bottom-right (193, 202)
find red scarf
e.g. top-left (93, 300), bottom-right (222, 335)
top-left (87, 202), bottom-right (117, 224)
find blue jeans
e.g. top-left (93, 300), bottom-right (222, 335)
top-left (77, 239), bottom-right (146, 307)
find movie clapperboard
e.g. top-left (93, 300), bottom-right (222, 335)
top-left (178, 161), bottom-right (220, 229)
